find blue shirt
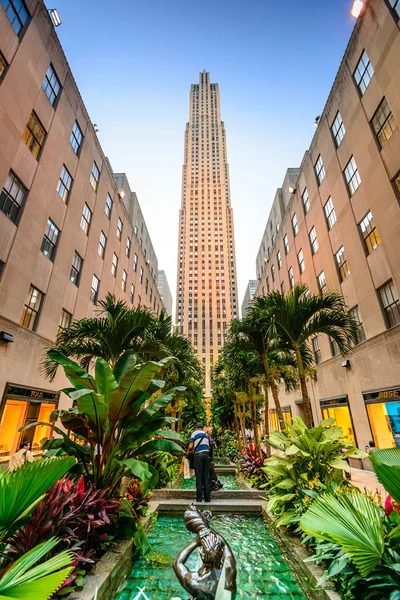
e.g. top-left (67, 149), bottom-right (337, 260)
top-left (190, 430), bottom-right (210, 453)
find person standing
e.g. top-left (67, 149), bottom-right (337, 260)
top-left (188, 424), bottom-right (211, 503)
top-left (9, 441), bottom-right (34, 471)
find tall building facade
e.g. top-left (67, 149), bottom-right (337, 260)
top-left (255, 0), bottom-right (400, 453)
top-left (176, 71), bottom-right (238, 394)
top-left (241, 280), bottom-right (258, 317)
top-left (157, 270), bottom-right (173, 317)
top-left (0, 0), bottom-right (165, 463)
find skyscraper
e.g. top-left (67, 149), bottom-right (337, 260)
top-left (176, 71), bottom-right (238, 395)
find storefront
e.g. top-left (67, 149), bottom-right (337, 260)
top-left (269, 406), bottom-right (292, 432)
top-left (320, 396), bottom-right (356, 445)
top-left (0, 383), bottom-right (59, 461)
top-left (363, 385), bottom-right (400, 449)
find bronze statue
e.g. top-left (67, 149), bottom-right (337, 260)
top-left (173, 503), bottom-right (237, 599)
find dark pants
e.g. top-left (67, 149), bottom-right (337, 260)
top-left (194, 451), bottom-right (211, 502)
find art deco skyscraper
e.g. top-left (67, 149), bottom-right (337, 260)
top-left (176, 71), bottom-right (238, 395)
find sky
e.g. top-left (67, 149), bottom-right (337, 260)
top-left (47, 0), bottom-right (355, 316)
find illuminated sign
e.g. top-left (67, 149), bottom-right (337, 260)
top-left (364, 387), bottom-right (400, 403)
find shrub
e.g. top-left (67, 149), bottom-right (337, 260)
top-left (261, 417), bottom-right (366, 526)
top-left (238, 448), bottom-right (265, 488)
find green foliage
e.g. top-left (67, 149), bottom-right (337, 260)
top-left (370, 448), bottom-right (400, 504)
top-left (0, 537), bottom-right (73, 600)
top-left (261, 417), bottom-right (366, 525)
top-left (24, 352), bottom-right (184, 493)
top-left (0, 457), bottom-right (74, 543)
top-left (218, 431), bottom-right (239, 462)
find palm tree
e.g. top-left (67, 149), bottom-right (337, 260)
top-left (252, 285), bottom-right (360, 428)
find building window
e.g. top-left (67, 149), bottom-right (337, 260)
top-left (378, 280), bottom-right (400, 328)
top-left (70, 252), bottom-right (82, 286)
top-left (104, 194), bottom-right (113, 219)
top-left (288, 267), bottom-right (294, 289)
top-left (133, 253), bottom-right (138, 272)
top-left (111, 253), bottom-right (118, 277)
top-left (139, 267), bottom-right (143, 284)
top-left (98, 231), bottom-right (107, 258)
top-left (335, 246), bottom-right (350, 281)
top-left (22, 111), bottom-right (46, 160)
top-left (130, 283), bottom-right (135, 303)
top-left (314, 155), bottom-right (325, 185)
top-left (0, 171), bottom-right (26, 223)
top-left (89, 162), bottom-right (100, 191)
top-left (331, 111), bottom-right (346, 148)
top-left (318, 271), bottom-right (327, 295)
top-left (330, 337), bottom-right (341, 357)
top-left (20, 285), bottom-right (43, 331)
top-left (349, 306), bottom-right (366, 344)
top-left (359, 210), bottom-right (380, 254)
top-left (138, 295), bottom-right (141, 306)
top-left (371, 98), bottom-right (397, 149)
top-left (42, 64), bottom-right (61, 106)
top-left (56, 165), bottom-right (72, 204)
top-left (41, 219), bottom-right (59, 261)
top-left (389, 0), bottom-right (400, 17)
top-left (70, 121), bottom-right (83, 154)
top-left (117, 217), bottom-right (123, 240)
top-left (283, 234), bottom-right (289, 255)
top-left (280, 281), bottom-right (285, 293)
top-left (1, 0), bottom-right (29, 35)
top-left (0, 51), bottom-right (8, 80)
top-left (312, 336), bottom-right (322, 365)
top-left (302, 188), bottom-right (310, 213)
top-left (122, 270), bottom-right (127, 291)
top-left (59, 309), bottom-right (72, 331)
top-left (393, 171), bottom-right (400, 201)
top-left (324, 197), bottom-right (336, 230)
top-left (271, 264), bottom-right (275, 282)
top-left (344, 156), bottom-right (361, 196)
top-left (266, 276), bottom-right (270, 293)
top-left (80, 203), bottom-right (92, 235)
top-left (126, 237), bottom-right (131, 258)
top-left (0, 260), bottom-right (5, 280)
top-left (90, 275), bottom-right (100, 304)
top-left (297, 249), bottom-right (305, 273)
top-left (292, 213), bottom-right (298, 236)
top-left (145, 278), bottom-right (149, 294)
top-left (277, 250), bottom-right (282, 269)
top-left (309, 226), bottom-right (319, 255)
top-left (354, 50), bottom-right (374, 95)
top-left (149, 288), bottom-right (153, 302)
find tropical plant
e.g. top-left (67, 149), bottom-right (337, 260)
top-left (0, 456), bottom-right (74, 543)
top-left (0, 537), bottom-right (74, 600)
top-left (300, 490), bottom-right (400, 599)
top-left (125, 478), bottom-right (152, 519)
top-left (7, 476), bottom-right (120, 559)
top-left (24, 351), bottom-right (185, 493)
top-left (261, 417), bottom-right (366, 525)
top-left (252, 285), bottom-right (360, 428)
top-left (238, 449), bottom-right (265, 488)
top-left (370, 448), bottom-right (400, 503)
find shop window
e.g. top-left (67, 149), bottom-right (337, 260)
top-left (321, 399), bottom-right (355, 444)
top-left (365, 388), bottom-right (400, 448)
top-left (0, 384), bottom-right (58, 461)
top-left (269, 407), bottom-right (292, 433)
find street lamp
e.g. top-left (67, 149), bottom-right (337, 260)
top-left (288, 185), bottom-right (296, 194)
top-left (118, 190), bottom-right (125, 199)
top-left (48, 8), bottom-right (61, 27)
top-left (350, 0), bottom-right (364, 18)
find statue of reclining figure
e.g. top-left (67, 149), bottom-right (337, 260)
top-left (173, 503), bottom-right (237, 599)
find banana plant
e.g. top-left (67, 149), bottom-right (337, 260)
top-left (0, 456), bottom-right (74, 543)
top-left (22, 350), bottom-right (185, 493)
top-left (0, 537), bottom-right (74, 599)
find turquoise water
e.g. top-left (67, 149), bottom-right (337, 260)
top-left (115, 514), bottom-right (306, 599)
top-left (180, 474), bottom-right (246, 491)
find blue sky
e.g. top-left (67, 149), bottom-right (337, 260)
top-left (48, 0), bottom-right (355, 315)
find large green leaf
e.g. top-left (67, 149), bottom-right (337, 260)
top-left (132, 439), bottom-right (184, 457)
top-left (152, 430), bottom-right (183, 441)
top-left (95, 357), bottom-right (118, 400)
top-left (113, 351), bottom-right (137, 384)
top-left (47, 350), bottom-right (96, 390)
top-left (0, 537), bottom-right (73, 599)
top-left (0, 457), bottom-right (74, 541)
top-left (120, 458), bottom-right (153, 481)
top-left (300, 491), bottom-right (384, 577)
top-left (71, 389), bottom-right (108, 434)
top-left (108, 359), bottom-right (173, 427)
top-left (370, 448), bottom-right (400, 504)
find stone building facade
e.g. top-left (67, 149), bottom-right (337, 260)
top-left (0, 0), bottom-right (164, 461)
top-left (256, 0), bottom-right (400, 451)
